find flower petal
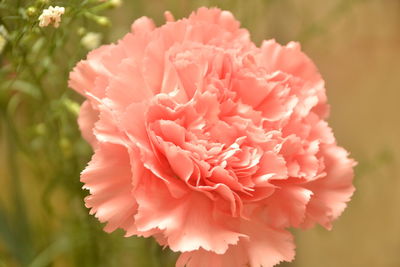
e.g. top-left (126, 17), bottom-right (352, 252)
top-left (263, 185), bottom-right (313, 228)
top-left (82, 143), bottom-right (137, 233)
top-left (134, 177), bottom-right (244, 254)
top-left (260, 40), bottom-right (321, 84)
top-left (77, 100), bottom-right (98, 147)
top-left (177, 220), bottom-right (295, 267)
top-left (301, 144), bottom-right (356, 229)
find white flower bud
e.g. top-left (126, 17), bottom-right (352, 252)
top-left (81, 32), bottom-right (102, 50)
top-left (109, 0), bottom-right (122, 8)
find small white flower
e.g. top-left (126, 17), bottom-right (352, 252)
top-left (81, 32), bottom-right (102, 50)
top-left (38, 6), bottom-right (65, 28)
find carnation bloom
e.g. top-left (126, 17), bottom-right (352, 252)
top-left (69, 8), bottom-right (355, 267)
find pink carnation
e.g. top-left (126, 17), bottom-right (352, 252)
top-left (69, 7), bottom-right (355, 267)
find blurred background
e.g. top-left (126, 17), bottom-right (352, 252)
top-left (0, 0), bottom-right (399, 266)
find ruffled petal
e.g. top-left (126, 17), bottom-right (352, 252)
top-left (130, 16), bottom-right (155, 34)
top-left (263, 185), bottom-right (313, 228)
top-left (77, 100), bottom-right (98, 147)
top-left (253, 151), bottom-right (288, 184)
top-left (93, 105), bottom-right (126, 146)
top-left (177, 220), bottom-right (295, 267)
top-left (105, 58), bottom-right (153, 113)
top-left (134, 177), bottom-right (244, 254)
top-left (260, 40), bottom-right (321, 84)
top-left (301, 144), bottom-right (356, 229)
top-left (81, 143), bottom-right (137, 233)
top-left (69, 44), bottom-right (126, 100)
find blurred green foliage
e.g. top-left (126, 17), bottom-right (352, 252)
top-left (0, 0), bottom-right (177, 266)
top-left (1, 0), bottom-right (399, 266)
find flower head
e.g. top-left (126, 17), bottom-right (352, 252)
top-left (38, 6), bottom-right (65, 28)
top-left (69, 8), bottom-right (355, 267)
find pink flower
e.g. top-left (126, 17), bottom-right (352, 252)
top-left (69, 7), bottom-right (355, 267)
